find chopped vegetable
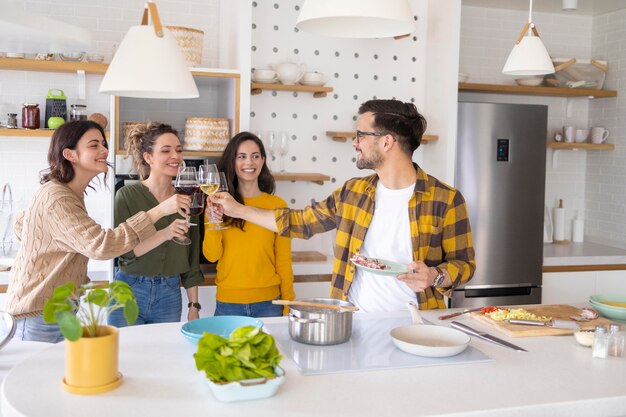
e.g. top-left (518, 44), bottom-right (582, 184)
top-left (194, 325), bottom-right (282, 383)
top-left (486, 308), bottom-right (551, 322)
top-left (481, 306), bottom-right (501, 314)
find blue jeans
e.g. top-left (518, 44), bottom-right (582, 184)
top-left (214, 300), bottom-right (283, 318)
top-left (15, 315), bottom-right (64, 343)
top-left (108, 271), bottom-right (182, 327)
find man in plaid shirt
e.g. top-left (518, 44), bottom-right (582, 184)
top-left (213, 99), bottom-right (475, 311)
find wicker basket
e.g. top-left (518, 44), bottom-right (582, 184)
top-left (184, 118), bottom-right (230, 151)
top-left (165, 26), bottom-right (204, 67)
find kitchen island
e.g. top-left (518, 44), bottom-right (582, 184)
top-left (2, 309), bottom-right (625, 417)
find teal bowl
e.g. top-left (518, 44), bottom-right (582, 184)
top-left (589, 295), bottom-right (626, 321)
top-left (180, 316), bottom-right (263, 345)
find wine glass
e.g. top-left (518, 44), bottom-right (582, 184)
top-left (277, 131), bottom-right (289, 172)
top-left (173, 166), bottom-right (199, 245)
top-left (207, 172), bottom-right (230, 230)
top-left (199, 164), bottom-right (221, 227)
top-left (266, 130), bottom-right (278, 172)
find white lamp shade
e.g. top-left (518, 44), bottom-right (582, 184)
top-left (502, 36), bottom-right (555, 76)
top-left (296, 0), bottom-right (415, 39)
top-left (99, 26), bottom-right (199, 99)
top-left (0, 3), bottom-right (91, 53)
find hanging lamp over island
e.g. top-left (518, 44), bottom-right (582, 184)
top-left (99, 1), bottom-right (198, 99)
top-left (502, 0), bottom-right (555, 76)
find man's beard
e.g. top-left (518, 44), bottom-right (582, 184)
top-left (356, 150), bottom-right (383, 170)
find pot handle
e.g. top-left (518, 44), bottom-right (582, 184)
top-left (289, 314), bottom-right (324, 324)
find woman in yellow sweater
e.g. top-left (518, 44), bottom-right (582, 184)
top-left (203, 132), bottom-right (294, 317)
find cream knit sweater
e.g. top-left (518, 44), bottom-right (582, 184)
top-left (6, 181), bottom-right (157, 318)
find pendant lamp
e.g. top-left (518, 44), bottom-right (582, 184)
top-left (295, 0), bottom-right (415, 39)
top-left (502, 0), bottom-right (554, 76)
top-left (99, 2), bottom-right (198, 99)
top-left (0, 2), bottom-right (91, 53)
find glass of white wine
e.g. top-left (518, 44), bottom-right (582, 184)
top-left (199, 164), bottom-right (221, 227)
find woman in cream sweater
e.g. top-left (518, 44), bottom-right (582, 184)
top-left (203, 132), bottom-right (295, 317)
top-left (6, 120), bottom-right (191, 343)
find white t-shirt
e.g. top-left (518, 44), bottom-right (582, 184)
top-left (348, 181), bottom-right (416, 312)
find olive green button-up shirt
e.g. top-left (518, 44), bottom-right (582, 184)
top-left (274, 165), bottom-right (476, 309)
top-left (115, 183), bottom-right (203, 289)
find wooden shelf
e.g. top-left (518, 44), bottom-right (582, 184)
top-left (547, 142), bottom-right (614, 151)
top-left (0, 128), bottom-right (110, 138)
top-left (325, 131), bottom-right (438, 144)
top-left (272, 172), bottom-right (330, 185)
top-left (115, 148), bottom-right (221, 158)
top-left (459, 82), bottom-right (617, 98)
top-left (0, 58), bottom-right (108, 74)
top-left (251, 82), bottom-right (333, 98)
top-left (291, 251), bottom-right (327, 263)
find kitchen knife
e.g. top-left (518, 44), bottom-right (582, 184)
top-left (507, 319), bottom-right (579, 330)
top-left (438, 307), bottom-right (483, 320)
top-left (450, 321), bottom-right (528, 352)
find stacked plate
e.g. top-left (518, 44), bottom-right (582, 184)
top-left (180, 316), bottom-right (263, 345)
top-left (589, 295), bottom-right (626, 321)
top-left (252, 77), bottom-right (278, 84)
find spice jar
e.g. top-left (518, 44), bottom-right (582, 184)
top-left (22, 103), bottom-right (40, 129)
top-left (7, 113), bottom-right (18, 128)
top-left (592, 325), bottom-right (608, 359)
top-left (70, 104), bottom-right (88, 122)
top-left (608, 323), bottom-right (624, 357)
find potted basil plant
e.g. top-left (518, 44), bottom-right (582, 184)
top-left (43, 281), bottom-right (138, 395)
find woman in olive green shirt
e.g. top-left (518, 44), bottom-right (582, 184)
top-left (109, 123), bottom-right (203, 327)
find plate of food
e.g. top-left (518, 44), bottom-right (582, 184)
top-left (349, 254), bottom-right (409, 276)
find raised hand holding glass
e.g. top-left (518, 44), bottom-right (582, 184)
top-left (173, 166), bottom-right (199, 245)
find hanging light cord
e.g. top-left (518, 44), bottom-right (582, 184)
top-left (141, 1), bottom-right (164, 38)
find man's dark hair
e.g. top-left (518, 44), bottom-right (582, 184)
top-left (358, 99), bottom-right (427, 155)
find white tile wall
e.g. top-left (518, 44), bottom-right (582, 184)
top-left (587, 9), bottom-right (626, 248)
top-left (460, 5), bottom-right (595, 241)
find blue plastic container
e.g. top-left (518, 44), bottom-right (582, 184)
top-left (180, 316), bottom-right (263, 345)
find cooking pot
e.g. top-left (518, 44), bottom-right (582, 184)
top-left (288, 298), bottom-right (354, 345)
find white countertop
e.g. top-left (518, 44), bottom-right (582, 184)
top-left (2, 309), bottom-right (625, 417)
top-left (543, 241), bottom-right (626, 266)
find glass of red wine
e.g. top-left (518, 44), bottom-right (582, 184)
top-left (173, 166), bottom-right (199, 245)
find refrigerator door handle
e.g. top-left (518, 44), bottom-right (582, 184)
top-left (463, 286), bottom-right (537, 298)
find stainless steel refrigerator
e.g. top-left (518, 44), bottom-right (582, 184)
top-left (452, 102), bottom-right (547, 307)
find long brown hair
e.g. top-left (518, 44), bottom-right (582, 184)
top-left (217, 132), bottom-right (275, 230)
top-left (125, 122), bottom-right (179, 180)
top-left (40, 120), bottom-right (108, 185)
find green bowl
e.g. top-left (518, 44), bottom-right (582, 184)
top-left (589, 295), bottom-right (626, 321)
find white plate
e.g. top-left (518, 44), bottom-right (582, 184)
top-left (350, 258), bottom-right (408, 276)
top-left (252, 78), bottom-right (278, 84)
top-left (300, 80), bottom-right (327, 86)
top-left (390, 325), bottom-right (470, 357)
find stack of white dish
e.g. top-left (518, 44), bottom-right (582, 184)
top-left (300, 71), bottom-right (327, 86)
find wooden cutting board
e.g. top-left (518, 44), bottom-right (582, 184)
top-left (469, 304), bottom-right (612, 337)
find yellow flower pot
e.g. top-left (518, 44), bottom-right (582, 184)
top-left (62, 325), bottom-right (123, 395)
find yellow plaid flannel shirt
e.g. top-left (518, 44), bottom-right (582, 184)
top-left (274, 165), bottom-right (476, 309)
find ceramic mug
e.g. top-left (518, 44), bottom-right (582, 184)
top-left (302, 72), bottom-right (326, 83)
top-left (591, 127), bottom-right (610, 144)
top-left (574, 129), bottom-right (589, 143)
top-left (563, 126), bottom-right (575, 143)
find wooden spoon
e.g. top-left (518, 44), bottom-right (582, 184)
top-left (272, 300), bottom-right (359, 312)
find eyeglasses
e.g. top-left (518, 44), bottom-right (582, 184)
top-left (354, 130), bottom-right (388, 144)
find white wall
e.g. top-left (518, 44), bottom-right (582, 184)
top-left (459, 5), bottom-right (594, 241)
top-left (249, 0), bottom-right (461, 255)
top-left (587, 9), bottom-right (626, 248)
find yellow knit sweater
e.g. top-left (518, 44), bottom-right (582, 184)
top-left (6, 181), bottom-right (156, 317)
top-left (202, 193), bottom-right (295, 304)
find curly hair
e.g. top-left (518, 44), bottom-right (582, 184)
top-left (358, 99), bottom-right (427, 155)
top-left (217, 132), bottom-right (275, 230)
top-left (125, 122), bottom-right (179, 180)
top-left (40, 120), bottom-right (108, 185)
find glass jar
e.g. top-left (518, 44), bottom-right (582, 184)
top-left (70, 104), bottom-right (88, 122)
top-left (22, 103), bottom-right (40, 129)
top-left (7, 113), bottom-right (18, 128)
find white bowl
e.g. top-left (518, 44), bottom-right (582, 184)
top-left (515, 78), bottom-right (543, 87)
top-left (390, 325), bottom-right (470, 357)
top-left (574, 330), bottom-right (594, 347)
top-left (59, 52), bottom-right (85, 62)
top-left (205, 367), bottom-right (285, 402)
